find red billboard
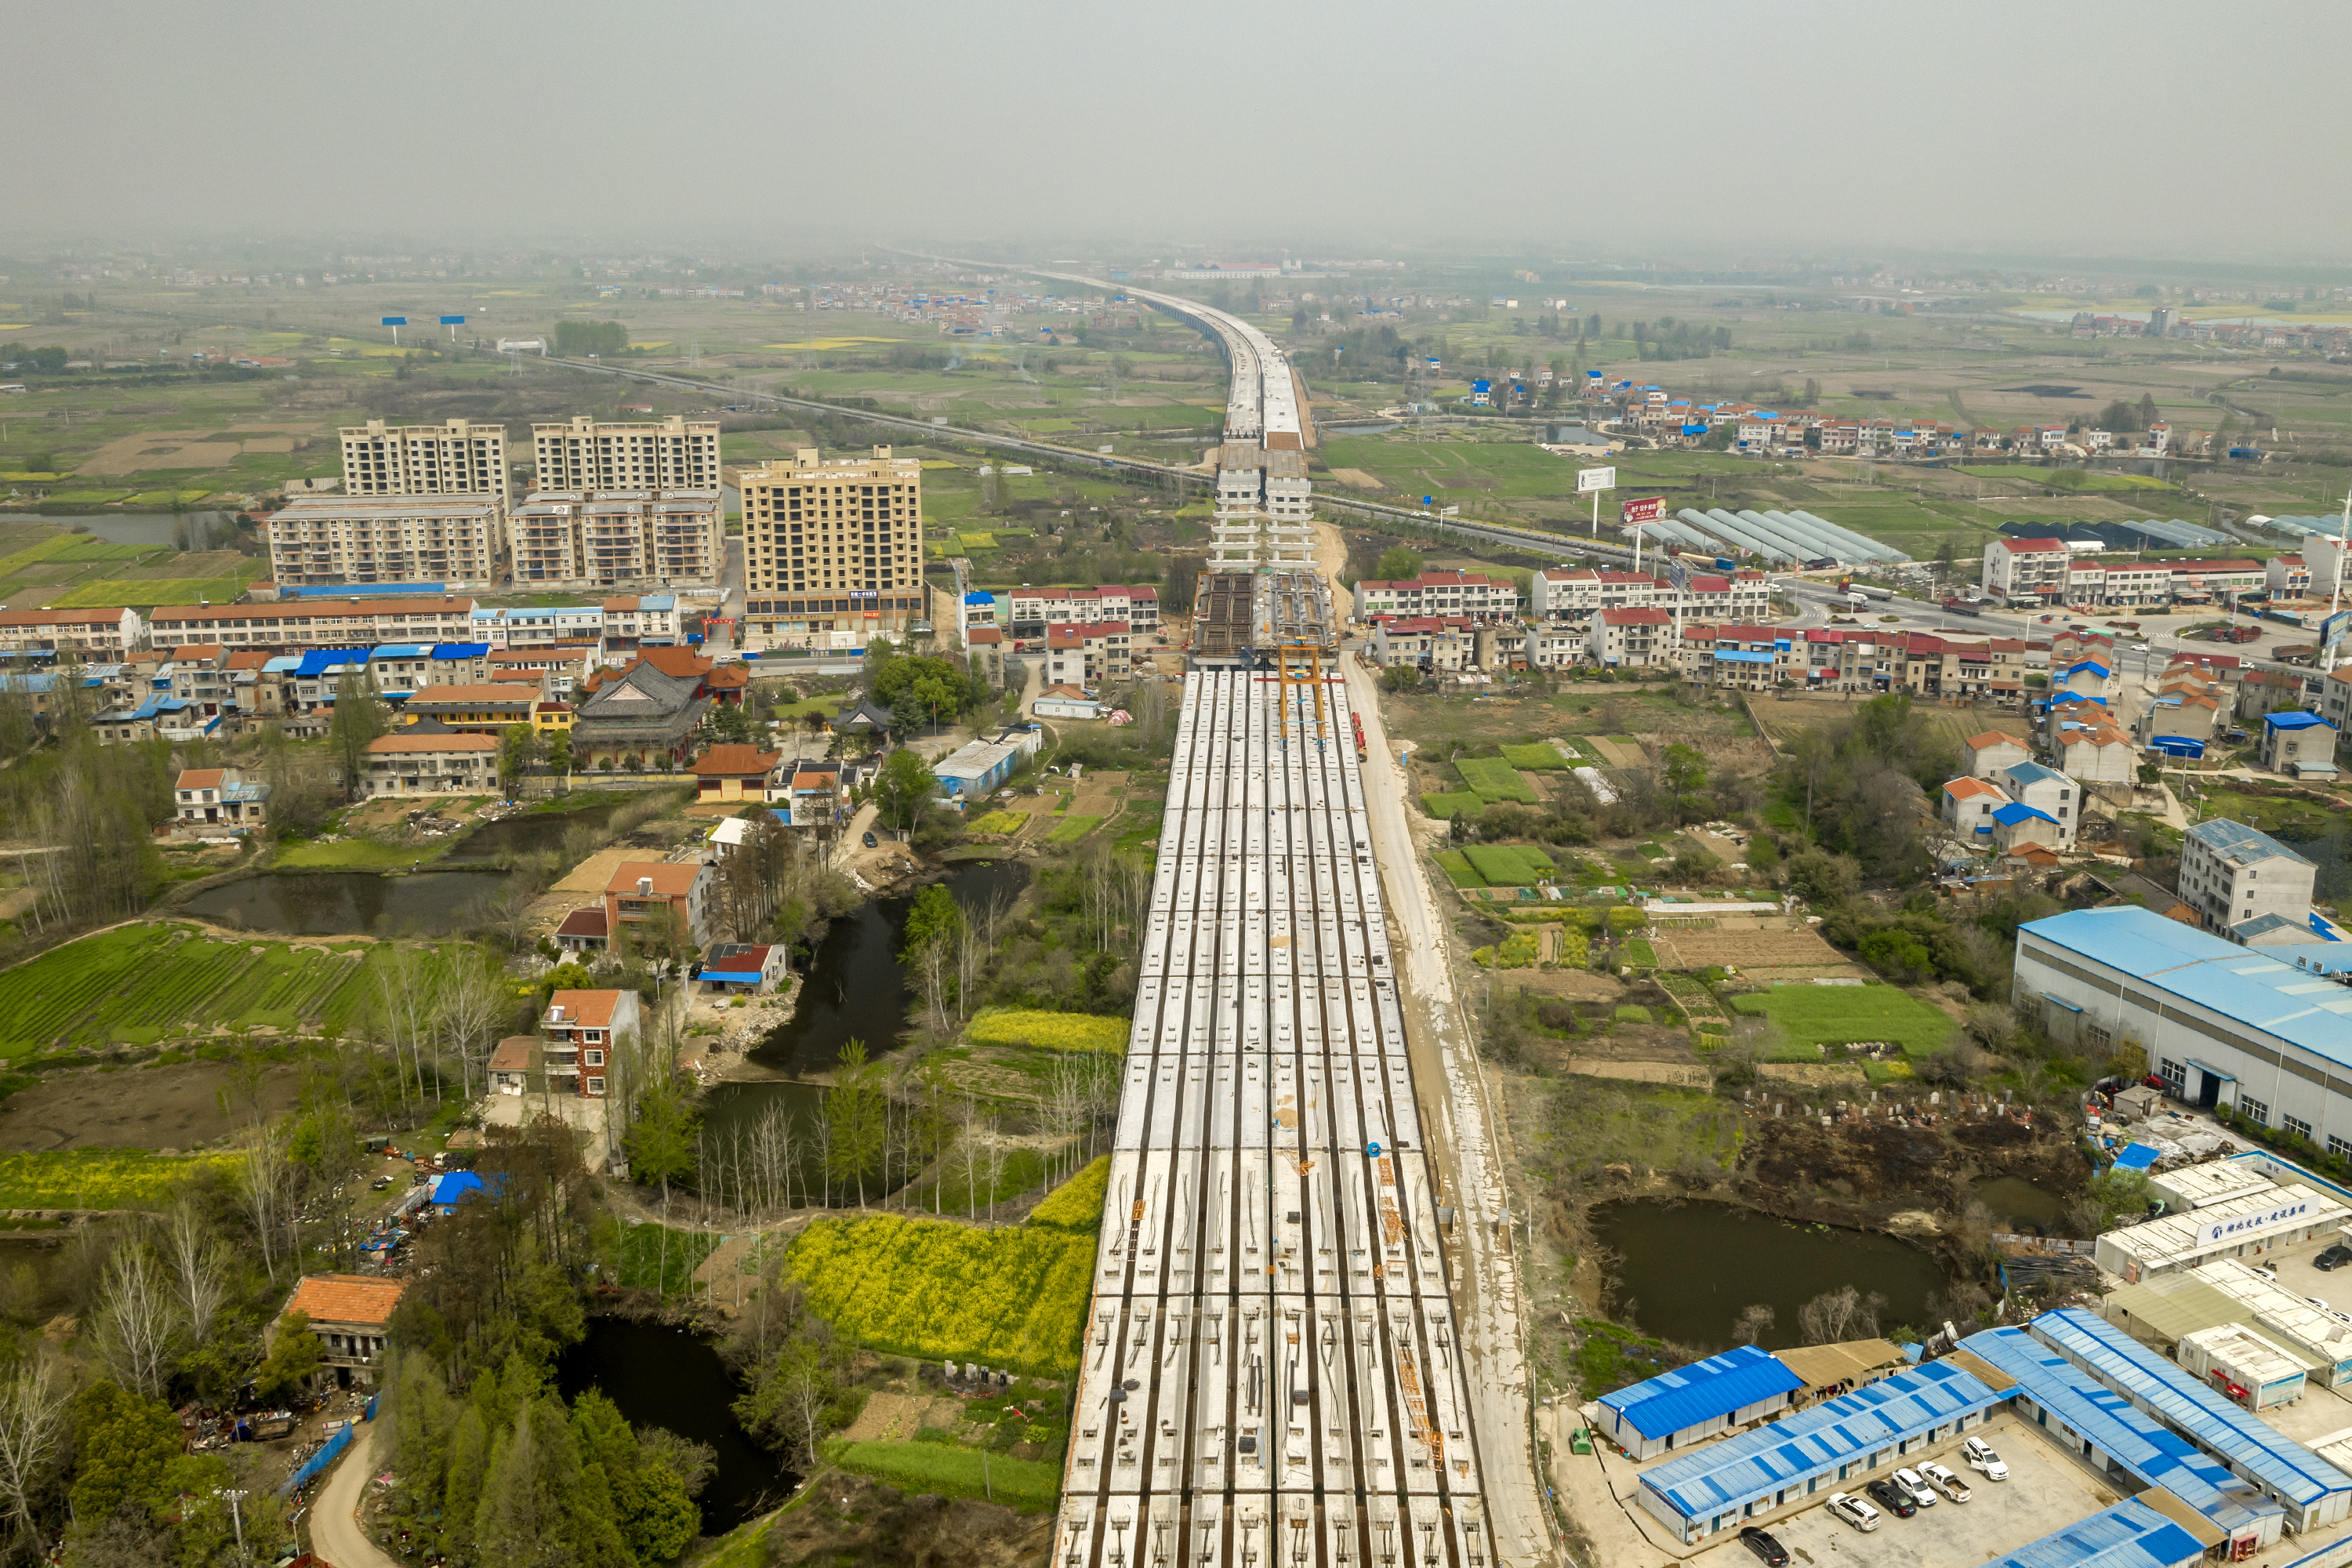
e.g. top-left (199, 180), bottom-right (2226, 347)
top-left (1620, 496), bottom-right (1665, 525)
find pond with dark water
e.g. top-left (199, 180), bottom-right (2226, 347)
top-left (441, 799), bottom-right (630, 863)
top-left (1592, 1200), bottom-right (1951, 1352)
top-left (556, 1316), bottom-right (789, 1534)
top-left (1973, 1174), bottom-right (2071, 1235)
top-left (180, 869), bottom-right (514, 936)
top-left (696, 858), bottom-right (1030, 1198)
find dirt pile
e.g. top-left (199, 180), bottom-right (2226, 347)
top-left (758, 1474), bottom-right (1052, 1567)
top-left (1734, 1107), bottom-right (2083, 1229)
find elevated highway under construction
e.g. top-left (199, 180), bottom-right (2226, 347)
top-left (1053, 662), bottom-right (1495, 1568)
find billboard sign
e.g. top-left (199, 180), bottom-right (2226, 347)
top-left (439, 315), bottom-right (465, 325)
top-left (1577, 466), bottom-right (1616, 495)
top-left (380, 317), bottom-right (407, 327)
top-left (2324, 610), bottom-right (2352, 655)
top-left (1621, 496), bottom-right (1665, 525)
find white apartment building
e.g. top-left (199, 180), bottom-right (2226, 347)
top-left (146, 597), bottom-right (478, 651)
top-left (362, 732), bottom-right (499, 797)
top-left (603, 595), bottom-right (682, 652)
top-left (1982, 536), bottom-right (2070, 602)
top-left (469, 604), bottom-right (606, 651)
top-left (532, 416), bottom-right (720, 492)
top-left (739, 446), bottom-right (928, 649)
top-left (2180, 818), bottom-right (2318, 935)
top-left (1592, 607), bottom-right (1676, 667)
top-left (1991, 760), bottom-right (2079, 849)
top-left (1353, 572), bottom-right (1515, 620)
top-left (339, 418), bottom-right (510, 506)
top-left (509, 490), bottom-right (720, 590)
top-left (0, 606), bottom-right (144, 658)
top-left (1530, 567), bottom-right (1771, 620)
top-left (1004, 586), bottom-right (1160, 638)
top-left (264, 496), bottom-right (503, 587)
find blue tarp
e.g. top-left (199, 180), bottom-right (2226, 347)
top-left (699, 971), bottom-right (763, 984)
top-left (295, 648), bottom-right (371, 678)
top-left (2114, 1143), bottom-right (2161, 1171)
top-left (430, 1171), bottom-right (485, 1207)
top-left (430, 642), bottom-right (492, 661)
top-left (2148, 735), bottom-right (2205, 758)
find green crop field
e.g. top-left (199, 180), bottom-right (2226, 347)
top-left (1462, 845), bottom-right (1555, 885)
top-left (1043, 814), bottom-right (1103, 844)
top-left (1499, 743), bottom-right (1566, 770)
top-left (784, 1212), bottom-right (1095, 1374)
top-left (825, 1439), bottom-right (1062, 1513)
top-left (1454, 758), bottom-right (1539, 803)
top-left (1731, 984), bottom-right (1960, 1059)
top-left (0, 1149), bottom-right (238, 1211)
top-left (1421, 791), bottom-right (1483, 819)
top-left (0, 924), bottom-right (480, 1054)
top-left (1435, 851), bottom-right (1483, 887)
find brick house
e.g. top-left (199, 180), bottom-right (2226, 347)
top-left (604, 861), bottom-right (713, 946)
top-left (281, 1273), bottom-right (407, 1383)
top-left (541, 988), bottom-right (642, 1097)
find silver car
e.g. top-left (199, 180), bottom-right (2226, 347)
top-left (1893, 1466), bottom-right (1938, 1507)
top-left (1962, 1436), bottom-right (2009, 1481)
top-left (1828, 1492), bottom-right (1881, 1533)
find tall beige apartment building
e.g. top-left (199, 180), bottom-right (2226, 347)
top-left (508, 490), bottom-right (720, 590)
top-left (532, 416), bottom-right (720, 492)
top-left (338, 419), bottom-right (510, 506)
top-left (739, 447), bottom-right (926, 649)
top-left (265, 496), bottom-right (503, 587)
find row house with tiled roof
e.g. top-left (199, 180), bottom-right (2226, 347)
top-left (1352, 571), bottom-right (1516, 622)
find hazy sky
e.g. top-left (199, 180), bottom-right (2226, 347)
top-left (16, 0), bottom-right (2352, 263)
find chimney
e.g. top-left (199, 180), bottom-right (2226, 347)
top-left (637, 877), bottom-right (653, 895)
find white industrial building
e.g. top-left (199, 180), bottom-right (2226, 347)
top-left (2193, 1258), bottom-right (2352, 1386)
top-left (2151, 1160), bottom-right (2278, 1214)
top-left (2092, 1184), bottom-right (2351, 1283)
top-left (2014, 907), bottom-right (2352, 1151)
top-left (2175, 1322), bottom-right (2312, 1411)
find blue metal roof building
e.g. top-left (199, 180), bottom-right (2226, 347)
top-left (1984, 1497), bottom-right (2212, 1568)
top-left (1594, 1344), bottom-right (1802, 1460)
top-left (2027, 1308), bottom-right (2352, 1532)
top-left (1958, 1326), bottom-right (2283, 1550)
top-left (2014, 906), bottom-right (2352, 1142)
top-left (1635, 1359), bottom-right (2005, 1544)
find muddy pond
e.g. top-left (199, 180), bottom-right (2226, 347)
top-left (1592, 1200), bottom-right (1952, 1351)
top-left (180, 869), bottom-right (514, 935)
top-left (556, 1316), bottom-right (789, 1533)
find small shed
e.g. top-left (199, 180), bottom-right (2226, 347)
top-left (488, 1036), bottom-right (539, 1095)
top-left (699, 943), bottom-right (786, 994)
top-left (1771, 1338), bottom-right (1911, 1410)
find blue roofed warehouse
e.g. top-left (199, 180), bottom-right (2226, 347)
top-left (1595, 1343), bottom-right (1802, 1461)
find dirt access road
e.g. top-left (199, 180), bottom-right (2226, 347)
top-left (1342, 641), bottom-right (1557, 1567)
top-left (310, 1419), bottom-right (397, 1568)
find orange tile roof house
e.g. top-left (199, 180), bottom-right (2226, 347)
top-left (603, 861), bottom-right (713, 946)
top-left (281, 1273), bottom-right (406, 1378)
top-left (363, 731), bottom-right (499, 797)
top-left (541, 988), bottom-right (642, 1097)
top-left (689, 744), bottom-right (783, 802)
top-left (173, 766), bottom-right (271, 829)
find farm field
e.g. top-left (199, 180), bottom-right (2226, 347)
top-left (1454, 757), bottom-right (1539, 803)
top-left (965, 1009), bottom-right (1127, 1054)
top-left (1653, 924), bottom-right (1855, 972)
top-left (1026, 1155), bottom-right (1108, 1229)
top-left (823, 1439), bottom-right (1062, 1514)
top-left (1730, 983), bottom-right (1960, 1059)
top-left (1459, 845), bottom-right (1556, 885)
top-left (783, 1211), bottom-right (1094, 1374)
top-left (0, 1148), bottom-right (238, 1210)
top-left (0, 923), bottom-right (483, 1054)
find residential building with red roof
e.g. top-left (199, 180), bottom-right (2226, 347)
top-left (173, 766), bottom-right (272, 830)
top-left (1594, 606), bottom-right (1674, 668)
top-left (362, 731), bottom-right (499, 797)
top-left (1980, 536), bottom-right (2070, 603)
top-left (1352, 571), bottom-right (1515, 622)
top-left (1961, 731), bottom-right (2032, 779)
top-left (1044, 621), bottom-right (1131, 687)
top-left (603, 861), bottom-right (713, 946)
top-left (0, 605), bottom-right (144, 658)
top-left (1004, 585), bottom-right (1159, 637)
top-left (1369, 616), bottom-right (1475, 670)
top-left (280, 1274), bottom-right (407, 1380)
top-left (541, 989), bottom-right (641, 1097)
top-left (1941, 775), bottom-right (2013, 844)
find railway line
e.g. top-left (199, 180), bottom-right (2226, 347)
top-left (1053, 664), bottom-right (1494, 1568)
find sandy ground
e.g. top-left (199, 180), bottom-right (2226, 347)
top-left (1558, 1059), bottom-right (1711, 1088)
top-left (0, 1061), bottom-right (303, 1154)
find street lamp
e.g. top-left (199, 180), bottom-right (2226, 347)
top-left (215, 1488), bottom-right (248, 1565)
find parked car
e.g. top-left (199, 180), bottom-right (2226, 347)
top-left (2130, 642), bottom-right (2151, 652)
top-left (1827, 1493), bottom-right (1881, 1533)
top-left (1918, 1461), bottom-right (1971, 1502)
top-left (370, 1176), bottom-right (393, 1191)
top-left (2308, 1296), bottom-right (2332, 1312)
top-left (1737, 1526), bottom-right (1788, 1566)
top-left (1864, 1479), bottom-right (1918, 1519)
top-left (1962, 1436), bottom-right (2009, 1480)
top-left (2315, 1246), bottom-right (2352, 1272)
top-left (862, 831), bottom-right (878, 848)
top-left (1893, 1467), bottom-right (1938, 1508)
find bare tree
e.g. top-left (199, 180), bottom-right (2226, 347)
top-left (0, 1356), bottom-right (67, 1548)
top-left (240, 1124), bottom-right (298, 1283)
top-left (1041, 1055), bottom-right (1090, 1188)
top-left (1796, 1285), bottom-right (1885, 1345)
top-left (437, 962), bottom-right (507, 1103)
top-left (1731, 1304), bottom-right (1775, 1347)
top-left (163, 1204), bottom-right (231, 1347)
top-left (93, 1243), bottom-right (176, 1399)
